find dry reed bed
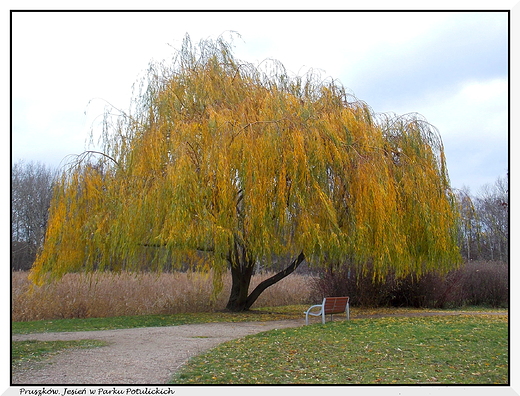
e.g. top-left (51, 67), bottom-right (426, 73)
top-left (12, 271), bottom-right (314, 321)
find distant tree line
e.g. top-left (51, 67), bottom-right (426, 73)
top-left (11, 160), bottom-right (508, 271)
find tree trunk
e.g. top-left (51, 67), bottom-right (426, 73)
top-left (225, 259), bottom-right (255, 311)
top-left (225, 251), bottom-right (306, 312)
top-left (225, 239), bottom-right (255, 311)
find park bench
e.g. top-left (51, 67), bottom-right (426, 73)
top-left (304, 296), bottom-right (350, 325)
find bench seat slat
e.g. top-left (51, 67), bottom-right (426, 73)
top-left (324, 297), bottom-right (349, 314)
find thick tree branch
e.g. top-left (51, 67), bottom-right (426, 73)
top-left (243, 251), bottom-right (305, 310)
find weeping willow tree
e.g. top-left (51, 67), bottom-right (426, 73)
top-left (31, 35), bottom-right (461, 311)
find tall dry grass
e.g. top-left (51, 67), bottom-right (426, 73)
top-left (12, 270), bottom-right (314, 321)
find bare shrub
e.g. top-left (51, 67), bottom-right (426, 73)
top-left (310, 261), bottom-right (508, 309)
top-left (310, 265), bottom-right (392, 307)
top-left (12, 270), bottom-right (314, 321)
top-left (456, 261), bottom-right (508, 307)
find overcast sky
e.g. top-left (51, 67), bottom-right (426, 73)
top-left (11, 10), bottom-right (509, 194)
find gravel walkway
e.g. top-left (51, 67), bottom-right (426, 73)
top-left (11, 311), bottom-right (506, 385)
top-left (11, 319), bottom-right (305, 385)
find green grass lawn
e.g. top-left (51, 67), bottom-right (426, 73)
top-left (12, 306), bottom-right (508, 385)
top-left (12, 305), bottom-right (503, 334)
top-left (171, 314), bottom-right (508, 385)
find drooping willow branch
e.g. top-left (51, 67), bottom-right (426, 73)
top-left (80, 151), bottom-right (119, 166)
top-left (31, 34), bottom-right (462, 309)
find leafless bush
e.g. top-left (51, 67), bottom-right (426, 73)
top-left (310, 265), bottom-right (392, 307)
top-left (311, 261), bottom-right (508, 308)
top-left (454, 261), bottom-right (508, 307)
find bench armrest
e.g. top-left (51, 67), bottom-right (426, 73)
top-left (305, 304), bottom-right (325, 325)
top-left (304, 304), bottom-right (324, 314)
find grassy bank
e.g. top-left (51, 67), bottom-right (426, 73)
top-left (13, 305), bottom-right (506, 334)
top-left (172, 314), bottom-right (508, 385)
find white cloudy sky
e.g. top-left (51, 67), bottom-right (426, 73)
top-left (11, 10), bottom-right (509, 194)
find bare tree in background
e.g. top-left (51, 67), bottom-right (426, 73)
top-left (11, 161), bottom-right (56, 270)
top-left (475, 175), bottom-right (508, 262)
top-left (456, 187), bottom-right (480, 261)
top-left (456, 175), bottom-right (508, 263)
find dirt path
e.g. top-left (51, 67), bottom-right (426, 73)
top-left (11, 312), bottom-right (507, 385)
top-left (12, 319), bottom-right (306, 384)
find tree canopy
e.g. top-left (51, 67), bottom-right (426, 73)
top-left (31, 35), bottom-right (461, 311)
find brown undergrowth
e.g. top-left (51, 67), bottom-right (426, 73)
top-left (12, 270), bottom-right (314, 321)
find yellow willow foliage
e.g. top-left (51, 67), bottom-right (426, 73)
top-left (30, 35), bottom-right (461, 286)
